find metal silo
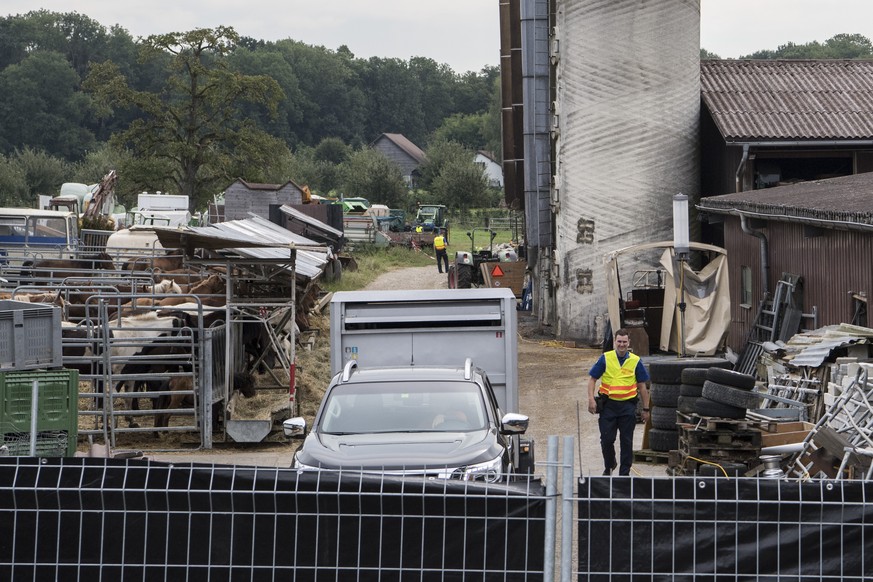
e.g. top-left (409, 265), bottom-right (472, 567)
top-left (552, 0), bottom-right (701, 343)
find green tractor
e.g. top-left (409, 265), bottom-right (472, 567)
top-left (447, 228), bottom-right (519, 289)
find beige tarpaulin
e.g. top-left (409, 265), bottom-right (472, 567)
top-left (659, 249), bottom-right (731, 355)
top-left (605, 241), bottom-right (729, 356)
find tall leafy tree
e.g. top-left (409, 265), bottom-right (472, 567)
top-left (341, 148), bottom-right (407, 208)
top-left (84, 27), bottom-right (286, 209)
top-left (271, 40), bottom-right (367, 147)
top-left (431, 157), bottom-right (488, 212)
top-left (356, 57), bottom-right (426, 144)
top-left (0, 51), bottom-right (96, 159)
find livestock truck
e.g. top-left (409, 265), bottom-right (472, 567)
top-left (284, 287), bottom-right (534, 480)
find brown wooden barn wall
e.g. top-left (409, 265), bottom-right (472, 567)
top-left (723, 217), bottom-right (873, 350)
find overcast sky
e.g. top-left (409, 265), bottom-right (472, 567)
top-left (4, 1), bottom-right (873, 73)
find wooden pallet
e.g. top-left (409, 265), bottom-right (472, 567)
top-left (677, 411), bottom-right (755, 432)
top-left (678, 441), bottom-right (761, 461)
top-left (679, 426), bottom-right (762, 450)
top-left (633, 448), bottom-right (670, 465)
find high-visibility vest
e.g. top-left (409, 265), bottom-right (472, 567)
top-left (598, 350), bottom-right (640, 400)
top-left (434, 235), bottom-right (446, 250)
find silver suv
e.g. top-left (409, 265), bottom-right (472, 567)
top-left (284, 359), bottom-right (530, 481)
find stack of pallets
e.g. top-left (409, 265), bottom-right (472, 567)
top-left (669, 412), bottom-right (762, 475)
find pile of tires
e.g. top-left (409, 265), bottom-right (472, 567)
top-left (647, 358), bottom-right (731, 453)
top-left (693, 368), bottom-right (761, 419)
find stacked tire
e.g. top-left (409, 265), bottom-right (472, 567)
top-left (693, 368), bottom-right (761, 419)
top-left (647, 358), bottom-right (731, 452)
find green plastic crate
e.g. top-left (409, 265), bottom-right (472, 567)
top-left (0, 369), bottom-right (78, 457)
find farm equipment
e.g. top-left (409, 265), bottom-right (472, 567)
top-left (447, 228), bottom-right (525, 296)
top-left (384, 204), bottom-right (450, 248)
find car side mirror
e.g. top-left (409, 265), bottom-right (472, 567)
top-left (500, 412), bottom-right (529, 435)
top-left (283, 417), bottom-right (307, 438)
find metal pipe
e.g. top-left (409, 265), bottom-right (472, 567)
top-left (29, 380), bottom-right (39, 456)
top-left (544, 435), bottom-right (558, 582)
top-left (734, 144), bottom-right (749, 193)
top-left (739, 213), bottom-right (770, 297)
top-left (560, 436), bottom-right (575, 582)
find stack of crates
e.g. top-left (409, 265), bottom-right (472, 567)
top-left (0, 299), bottom-right (77, 457)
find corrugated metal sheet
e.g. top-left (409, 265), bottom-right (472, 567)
top-left (778, 324), bottom-right (873, 368)
top-left (554, 0), bottom-right (701, 342)
top-left (701, 60), bottom-right (873, 140)
top-left (699, 171), bottom-right (873, 227)
top-left (155, 215), bottom-right (328, 280)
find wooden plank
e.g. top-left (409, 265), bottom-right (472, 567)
top-left (760, 429), bottom-right (811, 448)
top-left (633, 448), bottom-right (669, 465)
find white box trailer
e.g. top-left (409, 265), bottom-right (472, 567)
top-left (329, 288), bottom-right (519, 413)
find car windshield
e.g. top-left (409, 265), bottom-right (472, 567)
top-left (319, 380), bottom-right (487, 434)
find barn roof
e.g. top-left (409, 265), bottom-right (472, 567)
top-left (701, 59), bottom-right (873, 141)
top-left (372, 133), bottom-right (427, 164)
top-left (230, 178), bottom-right (306, 192)
top-left (698, 171), bottom-right (873, 228)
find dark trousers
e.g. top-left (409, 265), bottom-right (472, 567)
top-left (598, 398), bottom-right (637, 475)
top-left (436, 249), bottom-right (448, 273)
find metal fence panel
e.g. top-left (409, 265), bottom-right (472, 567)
top-left (0, 457), bottom-right (546, 581)
top-left (578, 476), bottom-right (873, 580)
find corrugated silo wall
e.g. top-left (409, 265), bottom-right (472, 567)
top-left (553, 0), bottom-right (701, 343)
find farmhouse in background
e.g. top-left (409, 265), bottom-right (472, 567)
top-left (475, 150), bottom-right (504, 188)
top-left (370, 133), bottom-right (427, 187)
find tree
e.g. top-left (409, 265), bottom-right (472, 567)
top-left (431, 113), bottom-right (488, 151)
top-left (0, 154), bottom-right (29, 207)
top-left (8, 147), bottom-right (70, 201)
top-left (341, 148), bottom-right (407, 208)
top-left (0, 51), bottom-right (96, 160)
top-left (84, 27), bottom-right (286, 210)
top-left (743, 34), bottom-right (873, 60)
top-left (418, 140), bottom-right (472, 190)
top-left (431, 157), bottom-right (488, 212)
top-left (700, 48), bottom-right (720, 60)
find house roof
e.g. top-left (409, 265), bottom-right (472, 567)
top-left (234, 178), bottom-right (305, 192)
top-left (701, 59), bottom-right (873, 141)
top-left (698, 171), bottom-right (873, 228)
top-left (373, 133), bottom-right (427, 164)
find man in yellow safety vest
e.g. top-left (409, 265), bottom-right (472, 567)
top-left (433, 229), bottom-right (448, 273)
top-left (586, 328), bottom-right (650, 476)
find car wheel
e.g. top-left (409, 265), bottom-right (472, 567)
top-left (677, 395), bottom-right (699, 414)
top-left (679, 383), bottom-right (704, 397)
top-left (648, 358), bottom-right (731, 384)
top-left (651, 406), bottom-right (678, 429)
top-left (648, 428), bottom-right (679, 452)
top-left (680, 367), bottom-right (710, 386)
top-left (457, 264), bottom-right (473, 289)
top-left (702, 380), bottom-right (762, 409)
top-left (705, 367), bottom-right (757, 390)
top-left (693, 396), bottom-right (746, 419)
top-left (447, 265), bottom-right (457, 289)
top-left (650, 383), bottom-right (681, 407)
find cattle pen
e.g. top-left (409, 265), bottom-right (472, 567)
top-left (0, 219), bottom-right (325, 453)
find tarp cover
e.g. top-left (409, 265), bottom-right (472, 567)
top-left (659, 249), bottom-right (731, 355)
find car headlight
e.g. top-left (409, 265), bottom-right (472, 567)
top-left (453, 456), bottom-right (503, 483)
top-left (291, 454), bottom-right (319, 470)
